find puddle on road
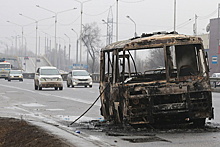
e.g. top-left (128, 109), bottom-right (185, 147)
top-left (57, 115), bottom-right (96, 123)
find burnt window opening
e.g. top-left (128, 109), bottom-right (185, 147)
top-left (101, 44), bottom-right (206, 84)
top-left (175, 44), bottom-right (205, 78)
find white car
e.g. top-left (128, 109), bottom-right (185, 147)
top-left (34, 66), bottom-right (63, 90)
top-left (67, 70), bottom-right (92, 88)
top-left (8, 70), bottom-right (23, 82)
top-left (211, 73), bottom-right (220, 88)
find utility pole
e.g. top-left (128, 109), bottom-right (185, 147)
top-left (174, 0), bottom-right (176, 32)
top-left (193, 14), bottom-right (198, 36)
top-left (107, 7), bottom-right (113, 45)
top-left (116, 0), bottom-right (119, 42)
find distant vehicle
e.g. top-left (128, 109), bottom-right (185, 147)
top-left (211, 73), bottom-right (220, 88)
top-left (36, 58), bottom-right (40, 62)
top-left (34, 66), bottom-right (63, 90)
top-left (24, 56), bottom-right (29, 60)
top-left (8, 70), bottom-right (23, 82)
top-left (0, 61), bottom-right (11, 79)
top-left (67, 70), bottom-right (92, 88)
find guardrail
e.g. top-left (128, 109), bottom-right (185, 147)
top-left (23, 73), bottom-right (100, 83)
top-left (23, 73), bottom-right (35, 79)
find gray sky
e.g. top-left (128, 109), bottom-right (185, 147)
top-left (0, 0), bottom-right (219, 60)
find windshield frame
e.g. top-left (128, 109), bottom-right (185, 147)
top-left (40, 69), bottom-right (60, 75)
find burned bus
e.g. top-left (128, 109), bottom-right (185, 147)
top-left (99, 32), bottom-right (213, 126)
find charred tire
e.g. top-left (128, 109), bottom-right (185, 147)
top-left (192, 118), bottom-right (205, 127)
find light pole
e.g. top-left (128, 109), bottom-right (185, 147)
top-left (74, 0), bottom-right (92, 64)
top-left (126, 16), bottom-right (137, 37)
top-left (64, 33), bottom-right (71, 66)
top-left (126, 15), bottom-right (137, 61)
top-left (6, 21), bottom-right (24, 57)
top-left (36, 5), bottom-right (77, 67)
top-left (116, 0), bottom-right (119, 42)
top-left (174, 0), bottom-right (176, 32)
top-left (19, 14), bottom-right (54, 71)
top-left (71, 28), bottom-right (79, 64)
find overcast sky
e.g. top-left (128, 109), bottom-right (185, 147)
top-left (0, 0), bottom-right (219, 60)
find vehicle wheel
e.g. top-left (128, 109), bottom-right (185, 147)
top-left (8, 79), bottom-right (11, 82)
top-left (214, 82), bottom-right (217, 88)
top-left (20, 79), bottom-right (23, 82)
top-left (39, 87), bottom-right (42, 90)
top-left (192, 118), bottom-right (205, 127)
top-left (55, 87), bottom-right (58, 90)
top-left (59, 87), bottom-right (63, 90)
top-left (89, 85), bottom-right (92, 88)
top-left (67, 81), bottom-right (70, 87)
top-left (85, 85), bottom-right (87, 88)
top-left (35, 84), bottom-right (38, 90)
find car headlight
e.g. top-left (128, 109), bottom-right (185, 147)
top-left (72, 78), bottom-right (78, 81)
top-left (57, 78), bottom-right (62, 81)
top-left (40, 78), bottom-right (46, 81)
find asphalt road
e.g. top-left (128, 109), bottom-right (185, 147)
top-left (1, 79), bottom-right (220, 147)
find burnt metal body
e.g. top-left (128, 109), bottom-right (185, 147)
top-left (99, 32), bottom-right (213, 126)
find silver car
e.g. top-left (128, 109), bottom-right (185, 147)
top-left (8, 70), bottom-right (23, 82)
top-left (211, 73), bottom-right (220, 88)
top-left (67, 70), bottom-right (92, 88)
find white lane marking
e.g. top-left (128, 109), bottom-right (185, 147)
top-left (0, 84), bottom-right (100, 106)
top-left (21, 103), bottom-right (45, 107)
top-left (46, 109), bottom-right (64, 111)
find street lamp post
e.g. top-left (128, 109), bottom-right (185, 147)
top-left (116, 0), bottom-right (119, 42)
top-left (6, 21), bottom-right (24, 57)
top-left (174, 0), bottom-right (176, 32)
top-left (126, 16), bottom-right (137, 37)
top-left (36, 5), bottom-right (77, 67)
top-left (64, 33), bottom-right (71, 66)
top-left (19, 14), bottom-right (54, 71)
top-left (71, 28), bottom-right (79, 64)
top-left (74, 0), bottom-right (92, 64)
top-left (126, 15), bottom-right (137, 61)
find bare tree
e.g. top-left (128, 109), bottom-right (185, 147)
top-left (81, 22), bottom-right (102, 73)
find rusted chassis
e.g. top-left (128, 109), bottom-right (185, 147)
top-left (100, 81), bottom-right (213, 126)
top-left (99, 33), bottom-right (214, 126)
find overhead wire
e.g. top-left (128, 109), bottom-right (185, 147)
top-left (84, 2), bottom-right (116, 17)
top-left (120, 0), bottom-right (146, 3)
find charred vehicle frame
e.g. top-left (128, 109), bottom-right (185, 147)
top-left (99, 32), bottom-right (214, 126)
